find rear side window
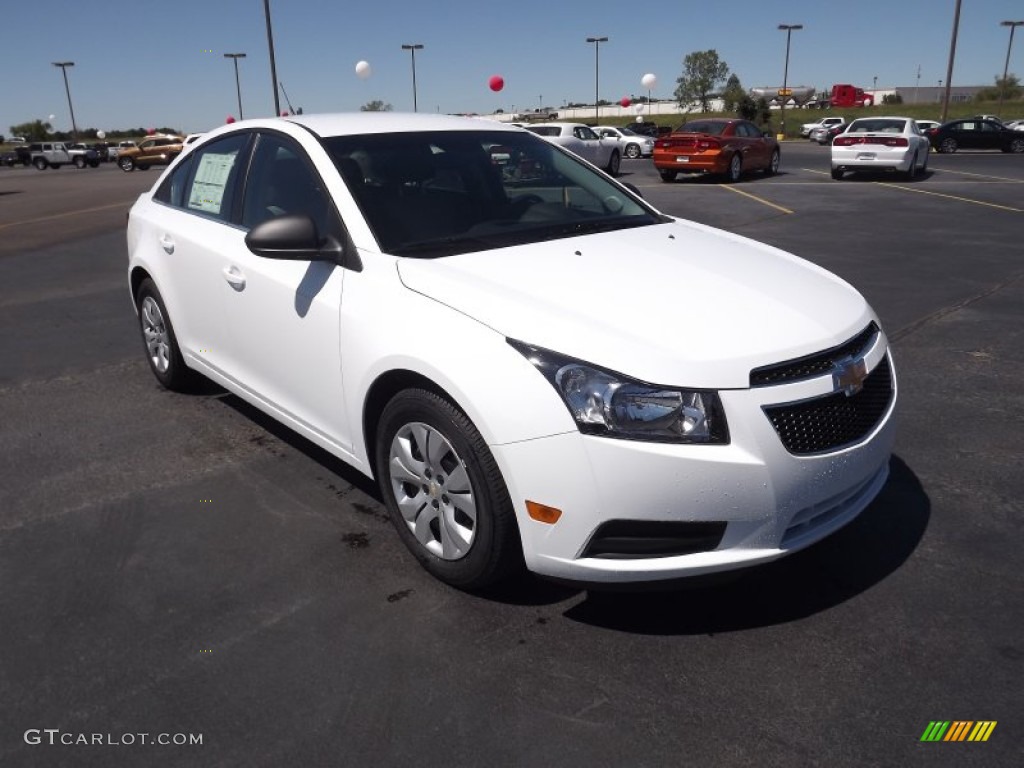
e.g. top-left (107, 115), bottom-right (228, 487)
top-left (153, 154), bottom-right (194, 207)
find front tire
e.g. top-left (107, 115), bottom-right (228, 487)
top-left (135, 278), bottom-right (200, 392)
top-left (119, 156), bottom-right (135, 172)
top-left (74, 156), bottom-right (86, 169)
top-left (605, 150), bottom-right (621, 177)
top-left (376, 389), bottom-right (522, 590)
top-left (33, 158), bottom-right (48, 170)
top-left (624, 143), bottom-right (641, 159)
top-left (765, 149), bottom-right (780, 175)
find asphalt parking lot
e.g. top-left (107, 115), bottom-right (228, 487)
top-left (1, 143), bottom-right (1022, 767)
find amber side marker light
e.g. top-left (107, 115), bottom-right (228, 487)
top-left (526, 501), bottom-right (562, 524)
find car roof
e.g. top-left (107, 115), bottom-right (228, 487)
top-left (283, 112), bottom-right (523, 138)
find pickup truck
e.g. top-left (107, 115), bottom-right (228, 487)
top-left (26, 142), bottom-right (99, 169)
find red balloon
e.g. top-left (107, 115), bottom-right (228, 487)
top-left (620, 96), bottom-right (631, 108)
top-left (146, 127), bottom-right (155, 135)
top-left (226, 115), bottom-right (236, 124)
top-left (488, 75), bottom-right (504, 92)
top-left (281, 110), bottom-right (289, 117)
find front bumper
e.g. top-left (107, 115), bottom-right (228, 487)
top-left (493, 336), bottom-right (897, 583)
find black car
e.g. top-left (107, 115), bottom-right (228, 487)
top-left (89, 142), bottom-right (112, 162)
top-left (1, 149), bottom-right (17, 167)
top-left (929, 119), bottom-right (1024, 154)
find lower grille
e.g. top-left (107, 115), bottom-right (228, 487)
top-left (763, 356), bottom-right (893, 455)
top-left (581, 520), bottom-right (727, 559)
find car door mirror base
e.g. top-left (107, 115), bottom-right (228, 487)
top-left (245, 214), bottom-right (349, 266)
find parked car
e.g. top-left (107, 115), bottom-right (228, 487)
top-left (118, 135), bottom-right (185, 171)
top-left (126, 113), bottom-right (896, 589)
top-left (1, 149), bottom-right (17, 167)
top-left (1001, 119), bottom-right (1024, 131)
top-left (625, 121), bottom-right (661, 138)
top-left (66, 144), bottom-right (101, 167)
top-left (24, 141), bottom-right (97, 169)
top-left (929, 119), bottom-right (1024, 153)
top-left (914, 120), bottom-right (941, 134)
top-left (801, 116), bottom-right (845, 138)
top-left (653, 118), bottom-right (780, 182)
top-left (596, 126), bottom-right (655, 158)
top-left (830, 117), bottom-right (931, 180)
top-left (810, 119), bottom-right (848, 145)
top-left (524, 122), bottom-right (621, 175)
top-left (89, 142), bottom-right (113, 162)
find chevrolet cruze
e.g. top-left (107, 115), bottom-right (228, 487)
top-left (127, 113), bottom-right (897, 589)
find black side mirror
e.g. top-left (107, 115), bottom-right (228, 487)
top-left (245, 214), bottom-right (342, 262)
top-left (622, 182), bottom-right (644, 199)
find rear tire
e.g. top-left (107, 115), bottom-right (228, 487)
top-left (904, 151), bottom-right (918, 180)
top-left (1009, 138), bottom-right (1024, 154)
top-left (724, 153), bottom-right (742, 183)
top-left (33, 158), bottom-right (48, 170)
top-left (605, 150), bottom-right (620, 177)
top-left (375, 389), bottom-right (522, 590)
top-left (831, 168), bottom-right (844, 180)
top-left (939, 137), bottom-right (957, 154)
top-left (659, 169), bottom-right (677, 183)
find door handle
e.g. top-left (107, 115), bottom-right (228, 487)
top-left (222, 266), bottom-right (246, 290)
top-left (159, 235), bottom-right (174, 254)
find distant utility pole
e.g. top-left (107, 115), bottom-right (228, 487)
top-left (52, 61), bottom-right (78, 142)
top-left (999, 21), bottom-right (1024, 115)
top-left (263, 0), bottom-right (281, 116)
top-left (224, 53), bottom-right (246, 120)
top-left (586, 36), bottom-right (608, 125)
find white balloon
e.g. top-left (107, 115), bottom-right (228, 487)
top-left (355, 60), bottom-right (372, 79)
top-left (96, 130), bottom-right (106, 139)
top-left (641, 73), bottom-right (657, 89)
top-left (48, 114), bottom-right (56, 121)
top-left (635, 104), bottom-right (644, 114)
top-left (636, 115), bottom-right (644, 123)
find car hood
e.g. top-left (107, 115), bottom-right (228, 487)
top-left (396, 220), bottom-right (874, 389)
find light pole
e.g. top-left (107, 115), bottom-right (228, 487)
top-left (940, 0), bottom-right (962, 123)
top-left (777, 24), bottom-right (803, 139)
top-left (586, 36), bottom-right (608, 125)
top-left (263, 0), bottom-right (281, 116)
top-left (224, 53), bottom-right (246, 120)
top-left (51, 61), bottom-right (78, 142)
top-left (999, 21), bottom-right (1024, 115)
top-left (401, 44), bottom-right (424, 112)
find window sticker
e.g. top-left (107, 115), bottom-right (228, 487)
top-left (188, 152), bottom-right (237, 214)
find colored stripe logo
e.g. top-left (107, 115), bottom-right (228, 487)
top-left (920, 721), bottom-right (997, 742)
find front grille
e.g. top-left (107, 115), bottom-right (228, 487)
top-left (763, 356), bottom-right (893, 455)
top-left (750, 323), bottom-right (878, 387)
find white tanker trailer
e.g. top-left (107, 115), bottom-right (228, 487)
top-left (749, 86), bottom-right (816, 105)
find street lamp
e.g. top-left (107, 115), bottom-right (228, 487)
top-left (999, 20), bottom-right (1024, 114)
top-left (401, 44), bottom-right (424, 112)
top-left (51, 61), bottom-right (78, 142)
top-left (586, 36), bottom-right (608, 125)
top-left (777, 24), bottom-right (803, 139)
top-left (940, 0), bottom-right (962, 123)
top-left (224, 53), bottom-right (247, 120)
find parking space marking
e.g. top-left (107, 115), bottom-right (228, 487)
top-left (720, 185), bottom-right (793, 214)
top-left (801, 168), bottom-right (1023, 212)
top-left (0, 202), bottom-right (133, 231)
top-left (929, 168), bottom-right (1024, 183)
top-left (871, 182), bottom-right (1023, 213)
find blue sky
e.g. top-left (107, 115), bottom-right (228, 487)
top-left (4, 0), bottom-right (1023, 135)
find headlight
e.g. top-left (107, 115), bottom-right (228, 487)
top-left (508, 340), bottom-right (728, 444)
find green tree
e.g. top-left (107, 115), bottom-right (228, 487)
top-left (882, 93), bottom-right (903, 105)
top-left (674, 50), bottom-right (730, 113)
top-left (360, 100), bottom-right (393, 112)
top-left (737, 94), bottom-right (759, 122)
top-left (757, 98), bottom-right (773, 127)
top-left (721, 74), bottom-right (745, 113)
top-left (975, 74), bottom-right (1021, 102)
top-left (9, 120), bottom-right (53, 140)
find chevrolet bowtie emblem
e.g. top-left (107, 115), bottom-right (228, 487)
top-left (832, 356), bottom-right (868, 396)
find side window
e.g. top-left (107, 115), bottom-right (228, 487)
top-left (184, 133), bottom-right (249, 222)
top-left (241, 133), bottom-right (330, 233)
top-left (153, 154), bottom-right (194, 207)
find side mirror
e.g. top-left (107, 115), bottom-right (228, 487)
top-left (622, 182), bottom-right (643, 199)
top-left (245, 214), bottom-right (341, 262)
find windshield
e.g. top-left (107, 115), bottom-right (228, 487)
top-left (324, 130), bottom-right (662, 257)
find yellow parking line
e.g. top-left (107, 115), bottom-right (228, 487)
top-left (871, 182), bottom-right (1023, 212)
top-left (930, 168), bottom-right (1024, 183)
top-left (720, 185), bottom-right (794, 214)
top-left (0, 201), bottom-right (133, 231)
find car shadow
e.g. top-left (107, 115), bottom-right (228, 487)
top-left (560, 455), bottom-right (928, 635)
top-left (841, 170), bottom-right (934, 183)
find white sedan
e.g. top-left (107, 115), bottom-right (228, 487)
top-left (524, 122), bottom-right (621, 175)
top-left (596, 126), bottom-right (656, 158)
top-left (831, 116), bottom-right (931, 180)
top-left (127, 113), bottom-right (896, 589)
